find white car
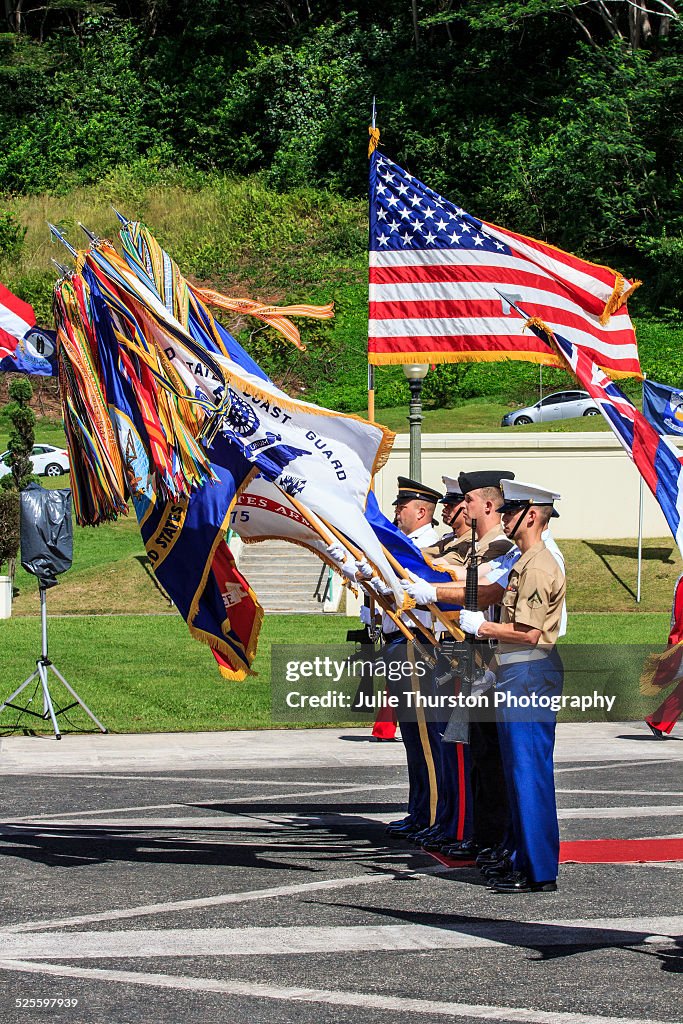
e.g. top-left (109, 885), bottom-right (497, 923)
top-left (0, 443), bottom-right (70, 479)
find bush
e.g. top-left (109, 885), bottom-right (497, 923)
top-left (0, 490), bottom-right (20, 572)
top-left (0, 211), bottom-right (26, 260)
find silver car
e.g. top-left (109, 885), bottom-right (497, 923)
top-left (501, 390), bottom-right (600, 426)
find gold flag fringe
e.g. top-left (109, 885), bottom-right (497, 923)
top-left (599, 275), bottom-right (643, 325)
top-left (195, 289), bottom-right (334, 351)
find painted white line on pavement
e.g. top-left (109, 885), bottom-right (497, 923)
top-left (0, 811), bottom-right (393, 832)
top-left (555, 759), bottom-right (675, 774)
top-left (557, 789), bottom-right (683, 797)
top-left (4, 864), bottom-right (450, 934)
top-left (557, 805), bottom-right (683, 820)
top-left (3, 782), bottom-right (406, 824)
top-left (25, 774), bottom-right (372, 787)
top-left (1, 916), bottom-right (681, 958)
top-left (0, 960), bottom-right (678, 1024)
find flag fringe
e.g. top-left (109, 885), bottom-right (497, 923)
top-left (366, 349), bottom-right (641, 379)
top-left (195, 288), bottom-right (335, 352)
top-left (639, 642), bottom-right (683, 695)
top-left (600, 276), bottom-right (643, 325)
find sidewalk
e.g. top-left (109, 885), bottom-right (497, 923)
top-left (1, 721), bottom-right (681, 774)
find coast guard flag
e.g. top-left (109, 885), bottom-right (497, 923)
top-left (507, 301), bottom-right (683, 558)
top-left (643, 380), bottom-right (683, 438)
top-left (0, 281), bottom-right (57, 375)
top-left (82, 264), bottom-right (263, 679)
top-left (369, 151), bottom-right (641, 377)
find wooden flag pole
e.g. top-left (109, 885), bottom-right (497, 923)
top-left (283, 491), bottom-right (436, 661)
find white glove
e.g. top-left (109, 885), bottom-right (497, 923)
top-left (355, 558), bottom-right (374, 580)
top-left (369, 577), bottom-right (393, 599)
top-left (326, 542), bottom-right (357, 582)
top-left (400, 577), bottom-right (437, 605)
top-left (459, 609), bottom-right (485, 637)
top-left (326, 542), bottom-right (346, 564)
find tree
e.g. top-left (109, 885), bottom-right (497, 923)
top-left (0, 376), bottom-right (35, 590)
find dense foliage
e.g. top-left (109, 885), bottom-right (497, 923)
top-left (0, 1), bottom-right (681, 412)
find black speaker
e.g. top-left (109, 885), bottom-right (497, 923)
top-left (20, 483), bottom-right (73, 589)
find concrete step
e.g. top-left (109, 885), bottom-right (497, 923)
top-left (238, 538), bottom-right (329, 613)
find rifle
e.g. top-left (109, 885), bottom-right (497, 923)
top-left (439, 518), bottom-right (486, 744)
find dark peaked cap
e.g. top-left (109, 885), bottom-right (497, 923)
top-left (392, 476), bottom-right (442, 506)
top-left (458, 470), bottom-right (515, 494)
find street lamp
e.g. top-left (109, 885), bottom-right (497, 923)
top-left (403, 363), bottom-right (429, 480)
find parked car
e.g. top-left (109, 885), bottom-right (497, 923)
top-left (0, 443), bottom-right (70, 479)
top-left (501, 390), bottom-right (600, 426)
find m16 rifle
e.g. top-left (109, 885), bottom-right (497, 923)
top-left (437, 518), bottom-right (485, 744)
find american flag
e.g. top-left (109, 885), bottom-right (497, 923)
top-left (368, 152), bottom-right (641, 377)
top-left (513, 302), bottom-right (683, 557)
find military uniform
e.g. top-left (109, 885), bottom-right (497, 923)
top-left (493, 483), bottom-right (566, 889)
top-left (382, 478), bottom-right (444, 837)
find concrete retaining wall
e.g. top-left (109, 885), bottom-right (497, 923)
top-left (374, 432), bottom-right (680, 539)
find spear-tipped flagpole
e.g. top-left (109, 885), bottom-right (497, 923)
top-left (78, 223), bottom-right (99, 243)
top-left (48, 224), bottom-right (78, 257)
top-left (111, 206), bottom-right (129, 226)
top-left (50, 259), bottom-right (72, 276)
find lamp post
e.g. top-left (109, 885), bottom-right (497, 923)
top-left (403, 363), bottom-right (429, 480)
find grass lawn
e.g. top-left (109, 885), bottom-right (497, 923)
top-left (364, 400), bottom-right (611, 434)
top-left (0, 611), bottom-right (672, 734)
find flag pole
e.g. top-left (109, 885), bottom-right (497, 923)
top-left (366, 97), bottom-right (377, 634)
top-left (636, 373), bottom-right (646, 604)
top-left (367, 97), bottom-right (377, 427)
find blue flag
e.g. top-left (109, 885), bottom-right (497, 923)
top-left (643, 379), bottom-right (683, 438)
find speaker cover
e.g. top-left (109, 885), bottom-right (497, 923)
top-left (20, 483), bottom-right (73, 588)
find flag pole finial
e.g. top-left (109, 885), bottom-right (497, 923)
top-left (78, 223), bottom-right (99, 243)
top-left (111, 206), bottom-right (129, 226)
top-left (48, 224), bottom-right (78, 257)
top-left (368, 98), bottom-right (380, 158)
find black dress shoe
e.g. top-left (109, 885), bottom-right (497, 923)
top-left (476, 845), bottom-right (509, 866)
top-left (410, 826), bottom-right (437, 845)
top-left (441, 839), bottom-right (479, 860)
top-left (421, 832), bottom-right (451, 851)
top-left (491, 872), bottom-right (557, 893)
top-left (646, 722), bottom-right (667, 740)
top-left (387, 821), bottom-right (427, 840)
top-left (385, 817), bottom-right (412, 833)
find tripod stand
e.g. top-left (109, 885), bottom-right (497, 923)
top-left (0, 584), bottom-right (107, 740)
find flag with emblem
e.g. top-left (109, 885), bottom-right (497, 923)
top-left (368, 150), bottom-right (641, 377)
top-left (504, 298), bottom-right (683, 558)
top-left (0, 280), bottom-right (57, 375)
top-left (55, 261), bottom-right (263, 679)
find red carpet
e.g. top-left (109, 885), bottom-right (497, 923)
top-left (432, 837), bottom-right (683, 868)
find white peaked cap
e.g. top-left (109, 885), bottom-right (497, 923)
top-left (500, 478), bottom-right (561, 517)
top-left (441, 475), bottom-right (463, 494)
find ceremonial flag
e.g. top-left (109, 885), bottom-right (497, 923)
top-left (368, 151), bottom-right (641, 377)
top-left (364, 490), bottom-right (461, 611)
top-left (642, 379), bottom-right (683, 438)
top-left (0, 281), bottom-right (57, 375)
top-left (110, 223), bottom-right (415, 606)
top-left (55, 261), bottom-right (263, 679)
top-left (505, 300), bottom-right (683, 558)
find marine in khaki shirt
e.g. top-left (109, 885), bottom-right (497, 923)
top-left (497, 540), bottom-right (566, 661)
top-left (422, 476), bottom-right (470, 569)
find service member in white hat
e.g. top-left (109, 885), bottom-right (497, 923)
top-left (402, 479), bottom-right (566, 893)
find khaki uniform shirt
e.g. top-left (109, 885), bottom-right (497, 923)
top-left (497, 540), bottom-right (566, 663)
top-left (423, 531), bottom-right (470, 568)
top-left (475, 525), bottom-right (514, 564)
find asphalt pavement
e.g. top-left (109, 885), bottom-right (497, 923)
top-left (0, 724), bottom-right (681, 1024)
